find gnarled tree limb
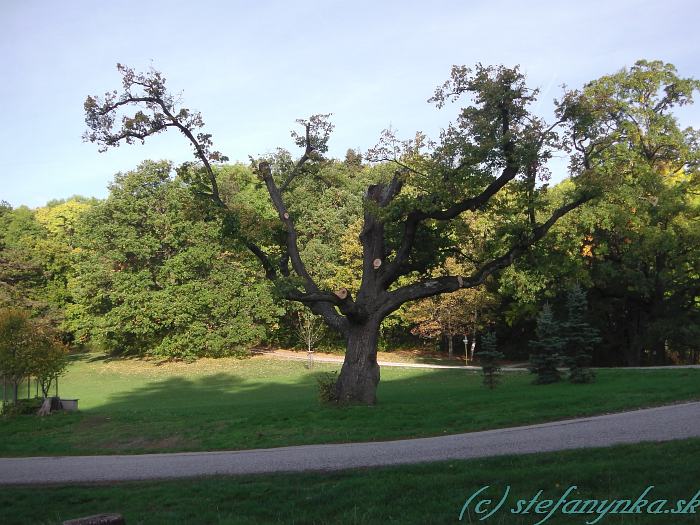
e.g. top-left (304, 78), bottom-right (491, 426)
top-left (379, 192), bottom-right (594, 316)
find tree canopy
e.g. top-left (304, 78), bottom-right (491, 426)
top-left (78, 60), bottom-right (699, 403)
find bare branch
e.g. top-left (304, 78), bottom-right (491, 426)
top-left (258, 161), bottom-right (318, 288)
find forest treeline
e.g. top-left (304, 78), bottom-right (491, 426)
top-left (2, 151), bottom-right (698, 366)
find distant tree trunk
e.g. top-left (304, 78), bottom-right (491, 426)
top-left (447, 334), bottom-right (454, 359)
top-left (465, 333), bottom-right (474, 363)
top-left (622, 304), bottom-right (644, 367)
top-left (650, 339), bottom-right (666, 365)
top-left (625, 334), bottom-right (643, 367)
top-left (334, 319), bottom-right (381, 404)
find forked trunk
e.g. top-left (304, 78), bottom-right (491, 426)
top-left (334, 320), bottom-right (381, 404)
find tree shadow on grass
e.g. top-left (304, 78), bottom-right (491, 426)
top-left (47, 364), bottom-right (482, 455)
top-left (58, 368), bottom-right (357, 453)
top-left (0, 364), bottom-right (354, 455)
top-left (0, 362), bottom-right (523, 457)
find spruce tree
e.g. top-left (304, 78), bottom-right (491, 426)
top-left (528, 303), bottom-right (565, 384)
top-left (476, 331), bottom-right (504, 389)
top-left (562, 284), bottom-right (600, 383)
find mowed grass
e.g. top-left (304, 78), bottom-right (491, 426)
top-left (2, 439), bottom-right (699, 524)
top-left (0, 353), bottom-right (698, 456)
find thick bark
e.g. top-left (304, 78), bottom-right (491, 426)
top-left (330, 182), bottom-right (398, 404)
top-left (334, 320), bottom-right (381, 404)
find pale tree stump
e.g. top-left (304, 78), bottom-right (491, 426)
top-left (37, 397), bottom-right (62, 416)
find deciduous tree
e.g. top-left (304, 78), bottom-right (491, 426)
top-left (66, 161), bottom-right (283, 359)
top-left (85, 63), bottom-right (616, 403)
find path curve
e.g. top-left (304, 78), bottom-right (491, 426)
top-left (1, 401), bottom-right (699, 485)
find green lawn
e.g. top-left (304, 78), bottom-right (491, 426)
top-left (0, 353), bottom-right (698, 456)
top-left (2, 439), bottom-right (699, 524)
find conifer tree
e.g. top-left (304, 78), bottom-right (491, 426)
top-left (528, 303), bottom-right (565, 384)
top-left (562, 284), bottom-right (600, 383)
top-left (476, 331), bottom-right (504, 389)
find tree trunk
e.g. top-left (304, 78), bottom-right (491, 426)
top-left (625, 334), bottom-right (643, 367)
top-left (447, 334), bottom-right (454, 359)
top-left (623, 306), bottom-right (643, 367)
top-left (334, 320), bottom-right (381, 404)
top-left (651, 339), bottom-right (666, 365)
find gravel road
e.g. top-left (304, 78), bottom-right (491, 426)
top-left (1, 401), bottom-right (698, 485)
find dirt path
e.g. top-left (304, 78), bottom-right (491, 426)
top-left (255, 348), bottom-right (527, 370)
top-left (256, 349), bottom-right (700, 371)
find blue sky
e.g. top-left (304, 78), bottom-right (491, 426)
top-left (2, 0), bottom-right (699, 208)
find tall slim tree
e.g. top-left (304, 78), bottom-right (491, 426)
top-left (85, 63), bottom-right (617, 403)
top-left (476, 331), bottom-right (504, 389)
top-left (528, 303), bottom-right (565, 384)
top-left (561, 284), bottom-right (599, 383)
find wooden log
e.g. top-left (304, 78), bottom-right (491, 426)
top-left (63, 514), bottom-right (125, 525)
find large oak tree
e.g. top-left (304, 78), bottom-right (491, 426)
top-left (85, 63), bottom-right (624, 403)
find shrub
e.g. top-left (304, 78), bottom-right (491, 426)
top-left (317, 371), bottom-right (338, 403)
top-left (0, 308), bottom-right (68, 403)
top-left (1, 397), bottom-right (44, 416)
